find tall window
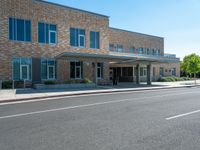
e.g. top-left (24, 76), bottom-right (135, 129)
top-left (9, 17), bottom-right (31, 42)
top-left (70, 28), bottom-right (85, 47)
top-left (97, 63), bottom-right (104, 79)
top-left (147, 49), bottom-right (150, 55)
top-left (90, 31), bottom-right (99, 49)
top-left (140, 67), bottom-right (147, 76)
top-left (138, 48), bottom-right (143, 54)
top-left (38, 22), bottom-right (57, 44)
top-left (12, 58), bottom-right (32, 80)
top-left (41, 59), bottom-right (56, 80)
top-left (109, 43), bottom-right (114, 51)
top-left (172, 68), bottom-right (176, 76)
top-left (70, 61), bottom-right (83, 79)
top-left (160, 67), bottom-right (164, 76)
top-left (130, 47), bottom-right (135, 53)
top-left (117, 44), bottom-right (123, 52)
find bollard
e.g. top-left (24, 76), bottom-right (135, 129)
top-left (12, 80), bottom-right (15, 89)
top-left (24, 80), bottom-right (26, 89)
top-left (0, 80), bottom-right (2, 89)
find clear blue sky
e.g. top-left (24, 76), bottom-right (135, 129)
top-left (46, 0), bottom-right (200, 59)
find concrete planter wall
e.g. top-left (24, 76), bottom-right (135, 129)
top-left (0, 89), bottom-right (16, 98)
top-left (34, 83), bottom-right (96, 90)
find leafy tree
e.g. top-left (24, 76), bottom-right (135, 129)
top-left (182, 53), bottom-right (200, 84)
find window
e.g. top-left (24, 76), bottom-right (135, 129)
top-left (157, 49), bottom-right (161, 56)
top-left (70, 61), bottom-right (83, 79)
top-left (138, 48), bottom-right (143, 54)
top-left (172, 68), bottom-right (176, 76)
top-left (90, 31), bottom-right (99, 49)
top-left (97, 63), bottom-right (104, 79)
top-left (160, 67), bottom-right (164, 76)
top-left (12, 58), bottom-right (32, 80)
top-left (117, 44), bottom-right (123, 52)
top-left (153, 67), bottom-right (156, 76)
top-left (9, 17), bottom-right (31, 42)
top-left (130, 47), bottom-right (135, 53)
top-left (147, 49), bottom-right (150, 55)
top-left (140, 67), bottom-right (147, 76)
top-left (70, 28), bottom-right (85, 47)
top-left (41, 59), bottom-right (56, 80)
top-left (109, 43), bottom-right (114, 51)
top-left (38, 22), bottom-right (57, 44)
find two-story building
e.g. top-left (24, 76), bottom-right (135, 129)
top-left (0, 0), bottom-right (180, 86)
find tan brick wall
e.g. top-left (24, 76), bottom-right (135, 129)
top-left (109, 28), bottom-right (164, 55)
top-left (0, 0), bottom-right (109, 80)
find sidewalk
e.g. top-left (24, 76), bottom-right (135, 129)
top-left (0, 80), bottom-right (200, 103)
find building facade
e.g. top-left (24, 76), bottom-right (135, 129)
top-left (0, 0), bottom-right (180, 85)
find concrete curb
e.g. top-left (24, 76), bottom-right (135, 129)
top-left (0, 84), bottom-right (199, 104)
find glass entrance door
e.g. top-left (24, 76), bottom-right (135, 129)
top-left (20, 65), bottom-right (29, 80)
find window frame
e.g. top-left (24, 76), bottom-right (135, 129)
top-left (12, 58), bottom-right (32, 81)
top-left (41, 59), bottom-right (56, 80)
top-left (97, 63), bottom-right (103, 79)
top-left (70, 61), bottom-right (83, 79)
top-left (8, 17), bottom-right (32, 42)
top-left (90, 31), bottom-right (100, 49)
top-left (38, 22), bottom-right (57, 45)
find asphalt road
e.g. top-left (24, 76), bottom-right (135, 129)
top-left (0, 87), bottom-right (200, 150)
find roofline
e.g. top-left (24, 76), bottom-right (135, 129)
top-left (110, 27), bottom-right (164, 39)
top-left (35, 0), bottom-right (109, 19)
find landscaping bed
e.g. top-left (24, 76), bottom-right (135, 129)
top-left (158, 76), bottom-right (191, 82)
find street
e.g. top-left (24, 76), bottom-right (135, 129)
top-left (0, 87), bottom-right (200, 150)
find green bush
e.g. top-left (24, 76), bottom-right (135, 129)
top-left (2, 80), bottom-right (13, 89)
top-left (44, 80), bottom-right (56, 85)
top-left (64, 78), bottom-right (92, 84)
top-left (158, 76), bottom-right (191, 82)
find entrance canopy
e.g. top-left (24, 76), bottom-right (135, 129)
top-left (55, 52), bottom-right (180, 64)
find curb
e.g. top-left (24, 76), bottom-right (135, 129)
top-left (0, 84), bottom-right (199, 104)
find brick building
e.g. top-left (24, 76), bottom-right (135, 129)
top-left (0, 0), bottom-right (180, 85)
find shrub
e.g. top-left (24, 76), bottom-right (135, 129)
top-left (81, 78), bottom-right (92, 84)
top-left (157, 76), bottom-right (191, 82)
top-left (44, 80), bottom-right (56, 85)
top-left (64, 78), bottom-right (92, 84)
top-left (2, 80), bottom-right (13, 89)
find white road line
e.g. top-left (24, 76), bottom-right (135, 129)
top-left (0, 91), bottom-right (199, 120)
top-left (166, 109), bottom-right (200, 120)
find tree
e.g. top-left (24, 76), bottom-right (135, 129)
top-left (182, 53), bottom-right (200, 85)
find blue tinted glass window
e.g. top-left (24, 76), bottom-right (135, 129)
top-left (16, 19), bottom-right (24, 41)
top-left (9, 18), bottom-right (31, 42)
top-left (90, 31), bottom-right (95, 48)
top-left (25, 20), bottom-right (31, 42)
top-left (50, 24), bottom-right (56, 31)
top-left (38, 22), bottom-right (57, 44)
top-left (38, 23), bottom-right (45, 43)
top-left (70, 28), bottom-right (76, 46)
top-left (90, 31), bottom-right (99, 49)
top-left (50, 31), bottom-right (56, 44)
top-left (96, 32), bottom-right (99, 49)
top-left (70, 28), bottom-right (85, 47)
top-left (45, 24), bottom-right (49, 44)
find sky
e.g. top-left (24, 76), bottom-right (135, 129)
top-left (46, 0), bottom-right (200, 60)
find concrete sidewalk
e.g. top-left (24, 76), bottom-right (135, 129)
top-left (0, 80), bottom-right (200, 103)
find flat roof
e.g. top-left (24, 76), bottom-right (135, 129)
top-left (35, 0), bottom-right (109, 18)
top-left (56, 52), bottom-right (180, 63)
top-left (110, 27), bottom-right (164, 39)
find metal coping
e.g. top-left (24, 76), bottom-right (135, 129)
top-left (35, 0), bottom-right (109, 18)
